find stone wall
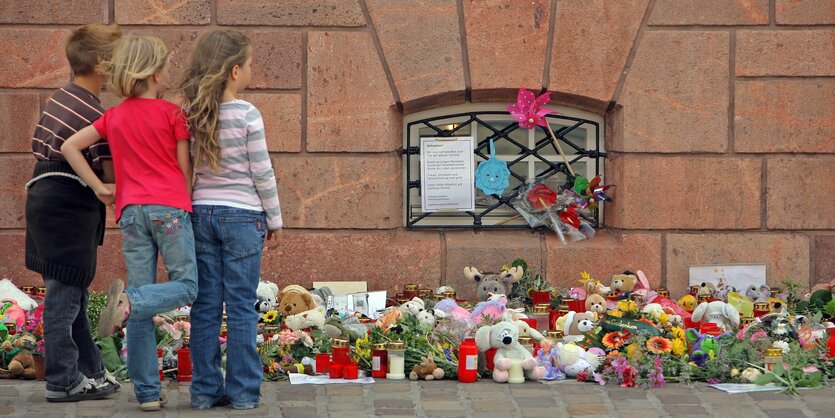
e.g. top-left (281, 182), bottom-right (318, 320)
top-left (0, 0), bottom-right (832, 299)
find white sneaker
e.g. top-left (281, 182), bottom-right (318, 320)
top-left (45, 377), bottom-right (116, 402)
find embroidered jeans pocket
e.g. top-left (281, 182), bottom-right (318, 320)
top-left (149, 209), bottom-right (187, 242)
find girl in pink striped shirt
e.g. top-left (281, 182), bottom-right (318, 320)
top-left (178, 30), bottom-right (282, 410)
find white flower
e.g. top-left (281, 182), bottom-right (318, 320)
top-left (772, 340), bottom-right (790, 353)
top-left (741, 367), bottom-right (762, 383)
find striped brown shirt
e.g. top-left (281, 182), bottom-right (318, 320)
top-left (32, 83), bottom-right (111, 170)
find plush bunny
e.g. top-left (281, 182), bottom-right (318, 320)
top-left (691, 301), bottom-right (740, 333)
top-left (475, 321), bottom-right (545, 383)
top-left (466, 266), bottom-right (524, 301)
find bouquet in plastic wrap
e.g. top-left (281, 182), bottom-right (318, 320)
top-left (511, 174), bottom-right (612, 244)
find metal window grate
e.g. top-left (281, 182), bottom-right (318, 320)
top-left (403, 111), bottom-right (606, 228)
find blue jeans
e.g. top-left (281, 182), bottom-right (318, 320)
top-left (43, 278), bottom-right (106, 392)
top-left (119, 204), bottom-right (198, 404)
top-left (190, 205), bottom-right (265, 409)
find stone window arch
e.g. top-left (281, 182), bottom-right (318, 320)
top-left (403, 102), bottom-right (606, 228)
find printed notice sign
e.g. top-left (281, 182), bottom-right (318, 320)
top-left (420, 137), bottom-right (475, 212)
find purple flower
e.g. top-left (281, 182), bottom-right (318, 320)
top-left (593, 372), bottom-right (606, 386)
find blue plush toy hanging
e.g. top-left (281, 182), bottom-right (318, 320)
top-left (475, 138), bottom-right (510, 196)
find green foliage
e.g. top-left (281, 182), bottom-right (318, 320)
top-left (389, 313), bottom-right (459, 379)
top-left (87, 291), bottom-right (107, 340)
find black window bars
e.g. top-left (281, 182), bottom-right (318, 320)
top-left (403, 111), bottom-right (606, 228)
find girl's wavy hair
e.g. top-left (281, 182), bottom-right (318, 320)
top-left (108, 35), bottom-right (169, 98)
top-left (179, 30), bottom-right (251, 170)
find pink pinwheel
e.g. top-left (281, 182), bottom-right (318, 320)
top-left (507, 88), bottom-right (554, 129)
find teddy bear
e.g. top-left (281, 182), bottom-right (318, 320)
top-left (0, 334), bottom-right (37, 380)
top-left (409, 356), bottom-right (445, 381)
top-left (585, 294), bottom-right (607, 317)
top-left (610, 271), bottom-right (638, 294)
top-left (465, 266), bottom-right (524, 301)
top-left (745, 284), bottom-right (771, 303)
top-left (555, 342), bottom-right (600, 378)
top-left (475, 321), bottom-right (545, 383)
top-left (695, 282), bottom-right (716, 299)
top-left (278, 285), bottom-right (316, 317)
top-left (691, 301), bottom-right (740, 333)
top-left (555, 311), bottom-right (596, 343)
top-left (284, 308), bottom-right (326, 332)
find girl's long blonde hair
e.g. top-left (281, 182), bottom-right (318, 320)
top-left (108, 35), bottom-right (169, 98)
top-left (179, 30), bottom-right (251, 170)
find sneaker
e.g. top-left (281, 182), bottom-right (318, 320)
top-left (191, 395), bottom-right (230, 410)
top-left (139, 391), bottom-right (168, 412)
top-left (46, 377), bottom-right (116, 402)
top-left (96, 371), bottom-right (121, 392)
top-left (98, 280), bottom-right (130, 337)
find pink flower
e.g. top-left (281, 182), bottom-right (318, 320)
top-left (278, 330), bottom-right (301, 345)
top-left (749, 330), bottom-right (768, 342)
top-left (507, 88), bottom-right (554, 129)
top-left (803, 366), bottom-right (819, 374)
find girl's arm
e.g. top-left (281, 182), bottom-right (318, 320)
top-left (176, 140), bottom-right (192, 196)
top-left (61, 125), bottom-right (115, 205)
top-left (245, 106), bottom-right (283, 239)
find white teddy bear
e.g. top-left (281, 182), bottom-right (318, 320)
top-left (284, 308), bottom-right (326, 332)
top-left (556, 342), bottom-right (600, 378)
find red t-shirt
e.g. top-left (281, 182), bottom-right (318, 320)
top-left (93, 97), bottom-right (192, 221)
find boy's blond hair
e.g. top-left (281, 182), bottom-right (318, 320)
top-left (108, 35), bottom-right (170, 98)
top-left (65, 23), bottom-right (122, 77)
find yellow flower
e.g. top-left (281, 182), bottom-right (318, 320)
top-left (608, 310), bottom-right (623, 318)
top-left (671, 327), bottom-right (685, 341)
top-left (355, 336), bottom-right (371, 358)
top-left (671, 339), bottom-right (687, 357)
top-left (659, 313), bottom-right (669, 325)
top-left (626, 343), bottom-right (642, 360)
top-left (617, 300), bottom-right (638, 314)
top-left (263, 310), bottom-right (278, 324)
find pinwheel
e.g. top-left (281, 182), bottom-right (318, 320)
top-left (507, 87), bottom-right (575, 176)
top-left (572, 174), bottom-right (613, 209)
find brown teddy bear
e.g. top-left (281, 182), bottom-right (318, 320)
top-left (409, 356), bottom-right (445, 381)
top-left (611, 272), bottom-right (638, 293)
top-left (585, 294), bottom-right (607, 317)
top-left (278, 285), bottom-right (316, 316)
top-left (555, 311), bottom-right (596, 343)
top-left (0, 334), bottom-right (37, 380)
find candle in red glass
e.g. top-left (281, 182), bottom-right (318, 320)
top-left (457, 338), bottom-right (478, 383)
top-left (316, 353), bottom-right (331, 374)
top-left (343, 362), bottom-right (358, 379)
top-left (157, 348), bottom-right (164, 381)
top-left (371, 343), bottom-right (388, 378)
top-left (177, 337), bottom-right (192, 382)
top-left (329, 362), bottom-right (344, 379)
top-left (331, 339), bottom-right (350, 365)
top-left (827, 327), bottom-right (835, 357)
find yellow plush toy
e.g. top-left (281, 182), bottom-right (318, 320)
top-left (678, 294), bottom-right (697, 311)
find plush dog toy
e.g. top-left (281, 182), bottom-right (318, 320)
top-left (466, 266), bottom-right (524, 301)
top-left (475, 321), bottom-right (545, 383)
top-left (409, 356), bottom-right (445, 381)
top-left (278, 285), bottom-right (316, 317)
top-left (0, 334), bottom-right (37, 379)
top-left (691, 301), bottom-right (740, 333)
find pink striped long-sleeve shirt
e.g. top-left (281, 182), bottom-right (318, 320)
top-left (192, 99), bottom-right (283, 229)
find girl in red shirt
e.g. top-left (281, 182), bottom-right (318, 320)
top-left (62, 35), bottom-right (197, 412)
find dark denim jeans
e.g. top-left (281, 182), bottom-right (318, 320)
top-left (43, 278), bottom-right (105, 392)
top-left (119, 204), bottom-right (198, 404)
top-left (190, 205), bottom-right (265, 410)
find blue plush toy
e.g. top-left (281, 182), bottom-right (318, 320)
top-left (475, 138), bottom-right (510, 196)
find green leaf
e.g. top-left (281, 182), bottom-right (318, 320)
top-left (773, 362), bottom-right (785, 377)
top-left (754, 373), bottom-right (777, 385)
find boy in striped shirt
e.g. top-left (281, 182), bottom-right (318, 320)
top-left (25, 23), bottom-right (122, 402)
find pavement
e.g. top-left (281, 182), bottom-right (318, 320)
top-left (1, 378), bottom-right (834, 417)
